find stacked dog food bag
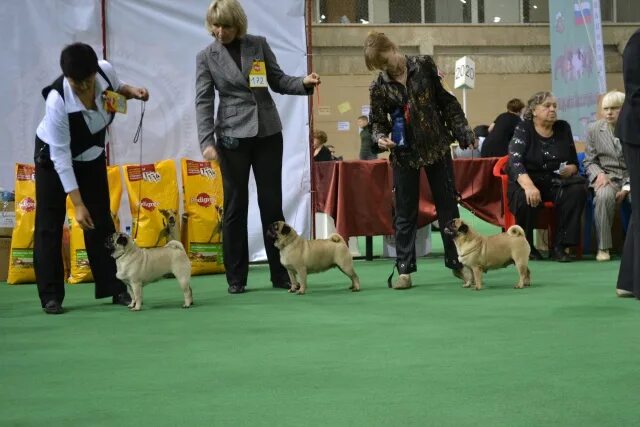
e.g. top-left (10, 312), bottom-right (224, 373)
top-left (123, 160), bottom-right (180, 248)
top-left (7, 164), bottom-right (37, 284)
top-left (181, 159), bottom-right (225, 275)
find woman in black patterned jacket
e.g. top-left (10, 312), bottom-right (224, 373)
top-left (507, 91), bottom-right (587, 262)
top-left (364, 31), bottom-right (475, 290)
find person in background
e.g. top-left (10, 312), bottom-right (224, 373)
top-left (356, 115), bottom-right (377, 160)
top-left (615, 28), bottom-right (640, 299)
top-left (34, 42), bottom-right (149, 314)
top-left (364, 31), bottom-right (475, 290)
top-left (507, 91), bottom-right (587, 262)
top-left (583, 90), bottom-right (629, 262)
top-left (195, 0), bottom-right (320, 294)
top-left (452, 124), bottom-right (488, 158)
top-left (481, 98), bottom-right (524, 158)
top-left (313, 130), bottom-right (334, 162)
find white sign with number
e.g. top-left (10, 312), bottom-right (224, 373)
top-left (454, 56), bottom-right (475, 89)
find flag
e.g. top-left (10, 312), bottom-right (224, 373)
top-left (574, 1), bottom-right (593, 25)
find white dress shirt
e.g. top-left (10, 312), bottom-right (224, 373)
top-left (36, 60), bottom-right (122, 193)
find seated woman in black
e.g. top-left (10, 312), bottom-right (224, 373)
top-left (481, 98), bottom-right (524, 157)
top-left (313, 130), bottom-right (334, 162)
top-left (507, 91), bottom-right (587, 262)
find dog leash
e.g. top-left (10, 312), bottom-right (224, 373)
top-left (132, 101), bottom-right (146, 240)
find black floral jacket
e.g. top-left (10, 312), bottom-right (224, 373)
top-left (369, 55), bottom-right (474, 169)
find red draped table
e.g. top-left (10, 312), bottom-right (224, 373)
top-left (313, 158), bottom-right (503, 242)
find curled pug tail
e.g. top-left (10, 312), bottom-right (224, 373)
top-left (329, 234), bottom-right (346, 244)
top-left (507, 225), bottom-right (526, 237)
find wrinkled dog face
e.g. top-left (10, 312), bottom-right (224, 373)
top-left (106, 232), bottom-right (133, 258)
top-left (267, 221), bottom-right (296, 248)
top-left (443, 218), bottom-right (469, 238)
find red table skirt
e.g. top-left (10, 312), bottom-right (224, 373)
top-left (313, 158), bottom-right (503, 239)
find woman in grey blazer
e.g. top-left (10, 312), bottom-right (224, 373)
top-left (583, 90), bottom-right (629, 262)
top-left (195, 0), bottom-right (320, 294)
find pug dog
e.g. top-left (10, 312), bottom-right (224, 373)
top-left (267, 221), bottom-right (360, 295)
top-left (107, 232), bottom-right (193, 310)
top-left (444, 218), bottom-right (531, 290)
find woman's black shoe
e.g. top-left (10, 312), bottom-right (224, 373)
top-left (112, 292), bottom-right (132, 305)
top-left (228, 284), bottom-right (246, 294)
top-left (43, 300), bottom-right (63, 315)
top-left (551, 246), bottom-right (571, 263)
top-left (529, 247), bottom-right (544, 260)
top-left (272, 282), bottom-right (291, 290)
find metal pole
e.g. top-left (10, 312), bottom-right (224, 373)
top-left (462, 88), bottom-right (467, 116)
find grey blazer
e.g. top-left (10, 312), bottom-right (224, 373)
top-left (195, 34), bottom-right (311, 150)
top-left (584, 119), bottom-right (629, 187)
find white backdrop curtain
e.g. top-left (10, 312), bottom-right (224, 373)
top-left (0, 0), bottom-right (311, 262)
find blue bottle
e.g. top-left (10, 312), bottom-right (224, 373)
top-left (391, 108), bottom-right (408, 149)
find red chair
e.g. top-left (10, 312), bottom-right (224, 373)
top-left (492, 155), bottom-right (582, 258)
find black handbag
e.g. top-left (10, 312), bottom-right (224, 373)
top-left (551, 174), bottom-right (587, 188)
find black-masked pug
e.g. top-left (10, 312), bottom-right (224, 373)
top-left (267, 221), bottom-right (360, 295)
top-left (106, 232), bottom-right (193, 310)
top-left (444, 218), bottom-right (531, 290)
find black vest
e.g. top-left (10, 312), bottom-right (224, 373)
top-left (39, 66), bottom-right (115, 158)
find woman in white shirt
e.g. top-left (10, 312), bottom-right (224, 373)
top-left (35, 43), bottom-right (148, 314)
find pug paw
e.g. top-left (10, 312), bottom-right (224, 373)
top-left (462, 283), bottom-right (471, 288)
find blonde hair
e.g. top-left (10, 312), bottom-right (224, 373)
top-left (205, 0), bottom-right (248, 38)
top-left (522, 91), bottom-right (553, 121)
top-left (313, 130), bottom-right (328, 144)
top-left (364, 31), bottom-right (397, 71)
top-left (601, 90), bottom-right (625, 109)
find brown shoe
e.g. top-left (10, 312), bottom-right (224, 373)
top-left (393, 274), bottom-right (412, 290)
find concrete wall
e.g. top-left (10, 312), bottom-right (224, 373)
top-left (310, 24), bottom-right (637, 160)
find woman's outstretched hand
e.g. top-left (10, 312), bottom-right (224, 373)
top-left (303, 73), bottom-right (321, 88)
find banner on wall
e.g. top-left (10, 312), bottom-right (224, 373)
top-left (549, 0), bottom-right (607, 141)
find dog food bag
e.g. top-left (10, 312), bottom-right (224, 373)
top-left (67, 166), bottom-right (123, 284)
top-left (124, 160), bottom-right (179, 248)
top-left (7, 164), bottom-right (36, 284)
top-left (181, 159), bottom-right (224, 275)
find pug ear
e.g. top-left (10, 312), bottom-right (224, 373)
top-left (116, 234), bottom-right (129, 246)
top-left (281, 224), bottom-right (292, 235)
top-left (458, 223), bottom-right (469, 234)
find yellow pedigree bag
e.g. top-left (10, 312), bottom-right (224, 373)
top-left (124, 160), bottom-right (179, 248)
top-left (7, 164), bottom-right (36, 284)
top-left (67, 166), bottom-right (123, 284)
top-left (181, 159), bottom-right (225, 275)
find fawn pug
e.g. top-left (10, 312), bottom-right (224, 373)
top-left (267, 221), bottom-right (360, 295)
top-left (444, 218), bottom-right (531, 290)
top-left (107, 232), bottom-right (192, 310)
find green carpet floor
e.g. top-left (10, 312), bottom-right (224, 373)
top-left (2, 211), bottom-right (639, 426)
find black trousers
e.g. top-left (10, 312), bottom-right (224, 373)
top-left (34, 153), bottom-right (126, 307)
top-left (508, 177), bottom-right (587, 248)
top-left (617, 143), bottom-right (640, 297)
top-left (393, 155), bottom-right (462, 274)
top-left (217, 132), bottom-right (289, 287)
